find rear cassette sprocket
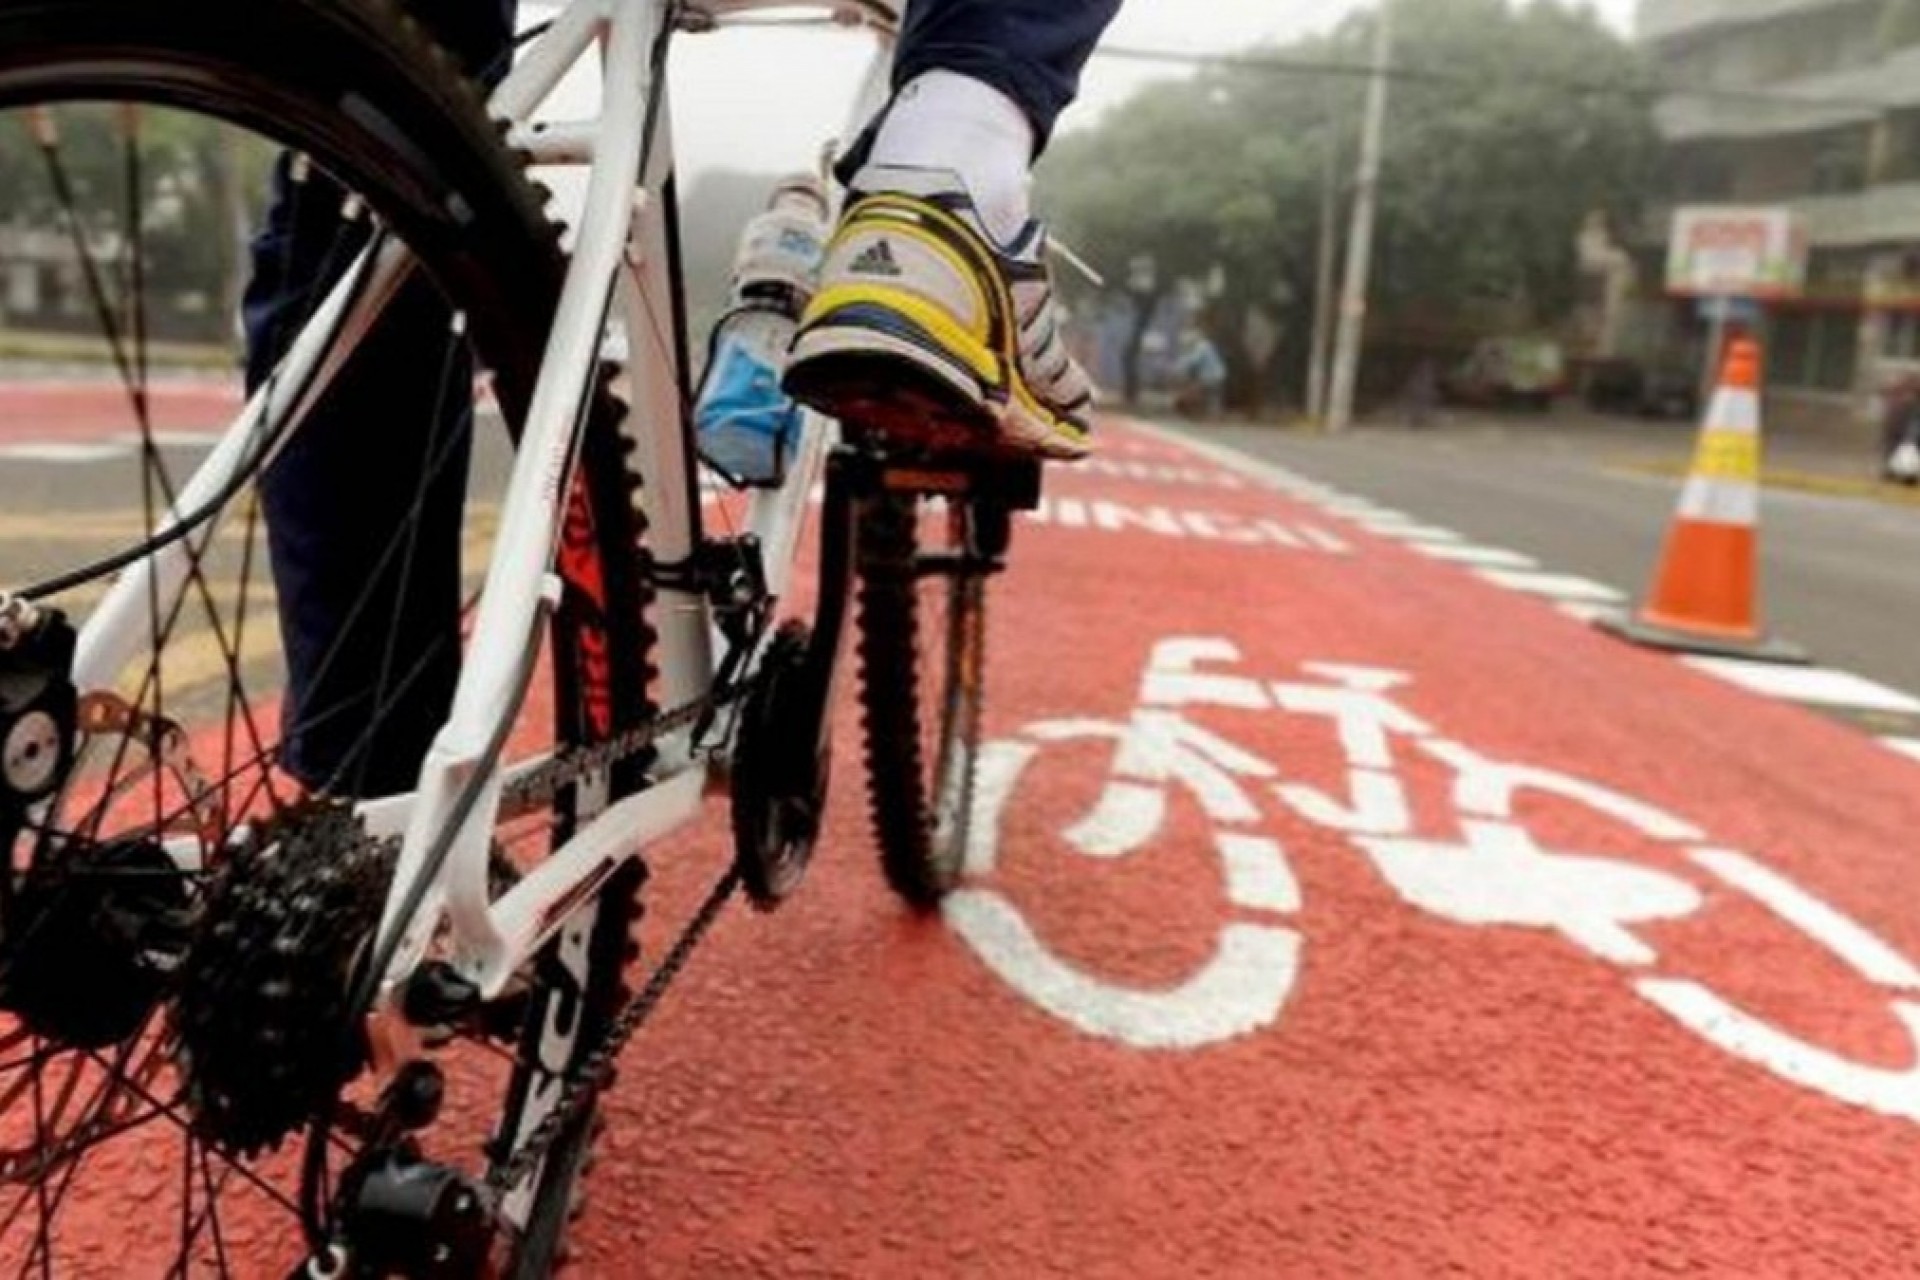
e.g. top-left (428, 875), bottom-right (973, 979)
top-left (172, 801), bottom-right (395, 1157)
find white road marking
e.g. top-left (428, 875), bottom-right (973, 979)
top-left (1475, 569), bottom-right (1628, 603)
top-left (1359, 820), bottom-right (1704, 968)
top-left (1216, 832), bottom-right (1302, 914)
top-left (1558, 601), bottom-right (1617, 623)
top-left (1327, 501), bottom-right (1407, 520)
top-left (1363, 522), bottom-right (1464, 544)
top-left (1077, 459), bottom-right (1248, 489)
top-left (1413, 543), bottom-right (1539, 569)
top-left (1635, 981), bottom-right (1920, 1124)
top-left (1024, 496), bottom-right (1350, 552)
top-left (110, 430), bottom-right (226, 448)
top-left (1684, 658), bottom-right (1920, 716)
top-left (1118, 422), bottom-right (1920, 752)
top-left (0, 442), bottom-right (133, 463)
top-left (1690, 848), bottom-right (1920, 989)
top-left (943, 890), bottom-right (1302, 1051)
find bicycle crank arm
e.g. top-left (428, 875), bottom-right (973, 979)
top-left (798, 446), bottom-right (869, 739)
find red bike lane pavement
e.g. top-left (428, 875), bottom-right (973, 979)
top-left (575, 419), bottom-right (1920, 1277)
top-left (0, 381), bottom-right (239, 440)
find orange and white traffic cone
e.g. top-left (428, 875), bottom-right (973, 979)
top-left (1597, 336), bottom-right (1806, 662)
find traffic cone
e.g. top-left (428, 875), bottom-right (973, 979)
top-left (1597, 336), bottom-right (1806, 663)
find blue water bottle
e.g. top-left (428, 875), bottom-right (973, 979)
top-left (693, 175), bottom-right (829, 487)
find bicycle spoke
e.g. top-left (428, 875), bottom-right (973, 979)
top-left (122, 103), bottom-right (150, 420)
top-left (171, 1127), bottom-right (193, 1278)
top-left (23, 1049), bottom-right (52, 1280)
top-left (220, 496), bottom-right (267, 831)
top-left (192, 1144), bottom-right (235, 1278)
top-left (28, 108), bottom-right (145, 426)
top-left (0, 7), bottom-right (664, 1258)
top-left (4, 1077), bottom-right (142, 1272)
top-left (76, 1053), bottom-right (301, 1220)
top-left (0, 1020), bottom-right (154, 1186)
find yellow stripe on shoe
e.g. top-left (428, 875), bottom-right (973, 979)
top-left (785, 166), bottom-right (1095, 462)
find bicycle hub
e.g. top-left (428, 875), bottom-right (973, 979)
top-left (0, 603), bottom-right (77, 810)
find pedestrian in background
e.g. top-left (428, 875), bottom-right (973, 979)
top-left (1881, 372), bottom-right (1920, 485)
top-left (1172, 326), bottom-right (1228, 419)
top-left (1403, 356), bottom-right (1439, 430)
top-left (1241, 304), bottom-right (1281, 420)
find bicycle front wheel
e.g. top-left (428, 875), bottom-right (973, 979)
top-left (855, 491), bottom-right (993, 908)
top-left (0, 0), bottom-right (658, 1273)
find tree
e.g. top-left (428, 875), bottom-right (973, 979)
top-left (1038, 0), bottom-right (1658, 404)
top-left (1, 105), bottom-right (273, 343)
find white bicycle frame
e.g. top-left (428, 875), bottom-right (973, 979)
top-left (67, 0), bottom-right (899, 1002)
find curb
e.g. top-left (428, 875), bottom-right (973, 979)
top-left (1610, 457), bottom-right (1920, 508)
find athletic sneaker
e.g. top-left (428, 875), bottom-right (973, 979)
top-left (782, 164), bottom-right (1094, 460)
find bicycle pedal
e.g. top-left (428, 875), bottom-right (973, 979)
top-left (870, 455), bottom-right (1044, 511)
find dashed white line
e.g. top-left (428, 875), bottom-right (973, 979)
top-left (0, 433), bottom-right (222, 463)
top-left (1411, 543), bottom-right (1538, 569)
top-left (0, 442), bottom-right (133, 463)
top-left (110, 430), bottom-right (225, 448)
top-left (1367, 523), bottom-right (1464, 544)
top-left (1475, 569), bottom-right (1628, 604)
top-left (1683, 658), bottom-right (1920, 716)
top-left (1123, 418), bottom-right (1920, 770)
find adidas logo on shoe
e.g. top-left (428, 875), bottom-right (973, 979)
top-left (848, 239), bottom-right (902, 278)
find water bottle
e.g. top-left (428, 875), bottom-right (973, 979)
top-left (693, 175), bottom-right (829, 487)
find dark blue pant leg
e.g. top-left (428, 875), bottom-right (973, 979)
top-left (895, 0), bottom-right (1123, 150)
top-left (249, 0), bottom-right (516, 796)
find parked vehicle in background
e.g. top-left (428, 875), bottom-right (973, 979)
top-left (1585, 356), bottom-right (1700, 420)
top-left (1440, 336), bottom-right (1567, 411)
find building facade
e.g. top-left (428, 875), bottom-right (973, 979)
top-left (1637, 0), bottom-right (1920, 429)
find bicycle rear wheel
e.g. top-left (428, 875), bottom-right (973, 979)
top-left (854, 491), bottom-right (995, 908)
top-left (0, 0), bottom-right (657, 1273)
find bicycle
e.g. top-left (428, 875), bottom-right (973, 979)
top-left (0, 0), bottom-right (1028, 1272)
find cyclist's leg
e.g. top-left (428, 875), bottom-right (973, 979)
top-left (786, 0), bottom-right (1122, 459)
top-left (889, 0), bottom-right (1124, 155)
top-left (248, 0), bottom-right (516, 796)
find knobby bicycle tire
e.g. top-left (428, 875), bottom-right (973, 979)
top-left (855, 493), bottom-right (989, 908)
top-left (0, 0), bottom-right (658, 1272)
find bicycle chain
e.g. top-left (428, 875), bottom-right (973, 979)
top-left (497, 680), bottom-right (749, 815)
top-left (485, 865), bottom-right (740, 1195)
top-left (479, 677), bottom-right (754, 1196)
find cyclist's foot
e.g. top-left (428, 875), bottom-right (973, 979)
top-left (782, 164), bottom-right (1094, 461)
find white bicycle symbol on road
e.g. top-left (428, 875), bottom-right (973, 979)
top-left (945, 637), bottom-right (1920, 1125)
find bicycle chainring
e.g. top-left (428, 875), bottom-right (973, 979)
top-left (729, 621), bottom-right (829, 909)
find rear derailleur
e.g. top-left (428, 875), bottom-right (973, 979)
top-left (297, 1063), bottom-right (493, 1280)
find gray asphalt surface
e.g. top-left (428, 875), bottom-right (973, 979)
top-left (1176, 415), bottom-right (1920, 699)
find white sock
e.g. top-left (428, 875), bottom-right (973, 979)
top-left (866, 71), bottom-right (1035, 243)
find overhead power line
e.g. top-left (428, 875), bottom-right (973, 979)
top-left (1090, 42), bottom-right (1891, 112)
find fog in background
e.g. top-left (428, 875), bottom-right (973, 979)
top-left (526, 1), bottom-right (1642, 183)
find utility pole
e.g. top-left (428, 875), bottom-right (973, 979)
top-left (1326, 2), bottom-right (1392, 433)
top-left (1306, 98), bottom-right (1340, 423)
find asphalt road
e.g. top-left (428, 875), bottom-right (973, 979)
top-left (1179, 416), bottom-right (1920, 699)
